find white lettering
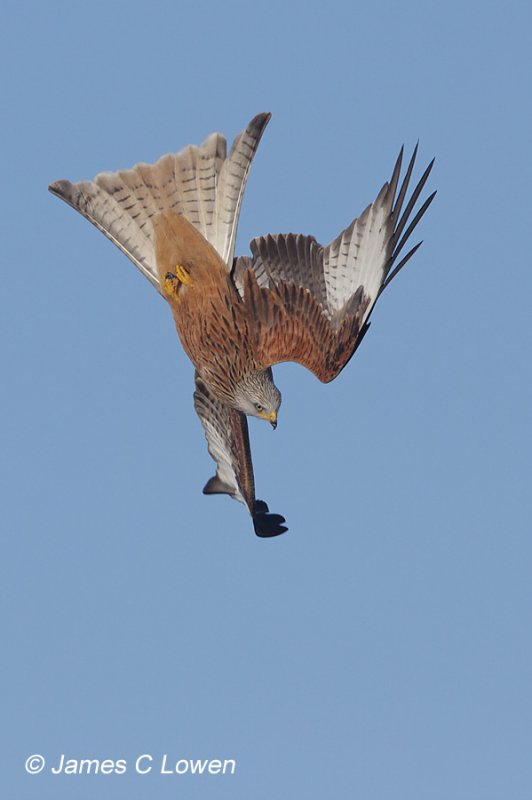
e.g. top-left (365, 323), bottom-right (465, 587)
top-left (160, 754), bottom-right (173, 774)
top-left (188, 759), bottom-right (209, 774)
top-left (78, 759), bottom-right (100, 774)
top-left (51, 754), bottom-right (65, 774)
top-left (135, 754), bottom-right (152, 774)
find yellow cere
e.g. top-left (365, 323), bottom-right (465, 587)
top-left (259, 411), bottom-right (277, 423)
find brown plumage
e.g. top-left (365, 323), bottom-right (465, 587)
top-left (153, 211), bottom-right (258, 405)
top-left (48, 113), bottom-right (436, 538)
top-left (243, 269), bottom-right (371, 383)
top-left (153, 210), bottom-right (371, 397)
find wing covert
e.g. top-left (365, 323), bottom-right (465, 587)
top-left (233, 146), bottom-right (435, 382)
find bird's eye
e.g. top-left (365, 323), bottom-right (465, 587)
top-left (255, 403), bottom-right (264, 413)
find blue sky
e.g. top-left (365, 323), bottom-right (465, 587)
top-left (3, 1), bottom-right (532, 798)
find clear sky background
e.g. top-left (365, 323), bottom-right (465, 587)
top-left (2, 1), bottom-right (532, 798)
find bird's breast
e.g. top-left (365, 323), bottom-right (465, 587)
top-left (167, 278), bottom-right (255, 403)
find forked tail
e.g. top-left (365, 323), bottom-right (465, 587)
top-left (49, 113), bottom-right (271, 292)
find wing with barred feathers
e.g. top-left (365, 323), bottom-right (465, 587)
top-left (48, 113), bottom-right (271, 291)
top-left (232, 146), bottom-right (435, 382)
top-left (193, 374), bottom-right (287, 537)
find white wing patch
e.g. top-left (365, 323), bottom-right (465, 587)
top-left (232, 145), bottom-right (435, 332)
top-left (323, 186), bottom-right (390, 315)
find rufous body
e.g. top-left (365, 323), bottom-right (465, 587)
top-left (153, 210), bottom-right (258, 404)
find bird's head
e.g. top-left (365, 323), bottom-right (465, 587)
top-left (234, 368), bottom-right (282, 428)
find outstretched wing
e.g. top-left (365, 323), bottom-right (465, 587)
top-left (232, 146), bottom-right (436, 382)
top-left (193, 374), bottom-right (287, 538)
top-left (48, 112), bottom-right (271, 291)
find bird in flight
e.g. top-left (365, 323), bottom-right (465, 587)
top-left (49, 113), bottom-right (435, 538)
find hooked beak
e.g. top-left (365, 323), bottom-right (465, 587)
top-left (259, 410), bottom-right (277, 429)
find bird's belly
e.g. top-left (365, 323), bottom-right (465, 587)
top-left (169, 285), bottom-right (252, 401)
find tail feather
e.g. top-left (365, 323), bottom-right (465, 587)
top-left (49, 113), bottom-right (271, 293)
